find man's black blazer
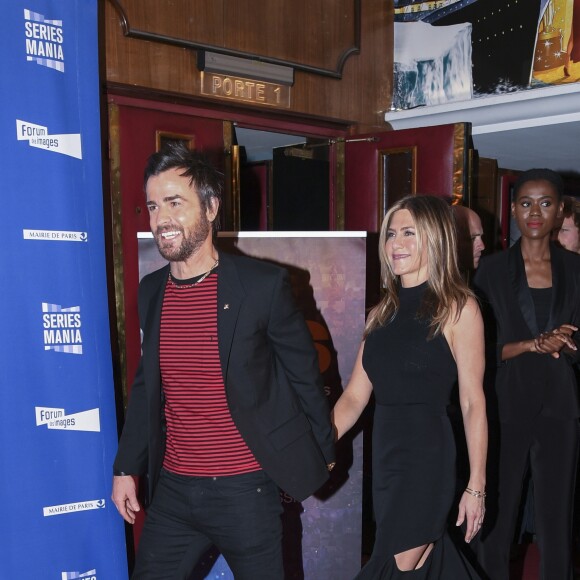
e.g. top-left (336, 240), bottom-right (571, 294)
top-left (474, 240), bottom-right (580, 423)
top-left (114, 251), bottom-right (335, 504)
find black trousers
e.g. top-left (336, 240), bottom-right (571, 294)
top-left (477, 415), bottom-right (579, 580)
top-left (132, 469), bottom-right (284, 580)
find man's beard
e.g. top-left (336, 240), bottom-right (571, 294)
top-left (155, 215), bottom-right (212, 262)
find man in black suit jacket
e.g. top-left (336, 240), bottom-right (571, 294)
top-left (112, 142), bottom-right (335, 579)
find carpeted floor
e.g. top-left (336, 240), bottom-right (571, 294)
top-left (510, 541), bottom-right (580, 580)
top-left (509, 542), bottom-right (540, 580)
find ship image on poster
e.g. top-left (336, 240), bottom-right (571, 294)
top-left (392, 0), bottom-right (543, 109)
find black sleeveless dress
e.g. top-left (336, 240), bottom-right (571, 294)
top-left (358, 283), bottom-right (480, 579)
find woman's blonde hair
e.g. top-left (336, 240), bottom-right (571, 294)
top-left (364, 195), bottom-right (473, 338)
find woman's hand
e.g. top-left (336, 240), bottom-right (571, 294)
top-left (456, 489), bottom-right (485, 543)
top-left (534, 324), bottom-right (578, 358)
top-left (331, 342), bottom-right (373, 440)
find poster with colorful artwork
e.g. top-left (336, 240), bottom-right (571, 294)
top-left (138, 232), bottom-right (367, 580)
top-left (392, 0), bottom-right (580, 109)
top-left (532, 0), bottom-right (580, 84)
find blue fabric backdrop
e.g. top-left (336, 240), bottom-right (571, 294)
top-left (0, 2), bottom-right (127, 577)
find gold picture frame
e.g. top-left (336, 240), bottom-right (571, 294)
top-left (378, 146), bottom-right (417, 223)
top-left (155, 130), bottom-right (195, 151)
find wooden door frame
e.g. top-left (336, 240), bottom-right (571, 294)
top-left (107, 85), bottom-right (351, 228)
top-left (105, 86), bottom-right (351, 403)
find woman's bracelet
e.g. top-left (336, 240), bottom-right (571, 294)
top-left (465, 487), bottom-right (486, 499)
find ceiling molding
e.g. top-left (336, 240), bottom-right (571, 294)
top-left (108, 0), bottom-right (361, 79)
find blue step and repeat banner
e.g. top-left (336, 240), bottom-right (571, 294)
top-left (1, 2), bottom-right (127, 578)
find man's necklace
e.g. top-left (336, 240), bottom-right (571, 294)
top-left (168, 259), bottom-right (219, 288)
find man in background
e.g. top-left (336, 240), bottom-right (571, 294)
top-left (453, 205), bottom-right (486, 271)
top-left (558, 196), bottom-right (580, 254)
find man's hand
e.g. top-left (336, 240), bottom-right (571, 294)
top-left (112, 475), bottom-right (140, 524)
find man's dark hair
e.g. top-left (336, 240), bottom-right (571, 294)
top-left (513, 168), bottom-right (564, 201)
top-left (144, 141), bottom-right (223, 232)
top-left (562, 195), bottom-right (580, 229)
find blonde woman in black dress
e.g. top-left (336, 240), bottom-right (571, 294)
top-left (333, 195), bottom-right (487, 578)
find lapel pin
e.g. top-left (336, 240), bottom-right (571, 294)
top-left (224, 304), bottom-right (229, 310)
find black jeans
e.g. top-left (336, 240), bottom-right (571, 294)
top-left (132, 469), bottom-right (284, 580)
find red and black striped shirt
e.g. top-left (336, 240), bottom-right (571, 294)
top-left (159, 271), bottom-right (261, 476)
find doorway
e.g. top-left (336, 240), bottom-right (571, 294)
top-left (106, 92), bottom-right (347, 403)
top-left (235, 127), bottom-right (331, 231)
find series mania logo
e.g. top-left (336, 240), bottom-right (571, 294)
top-left (42, 303), bottom-right (82, 354)
top-left (62, 570), bottom-right (97, 580)
top-left (24, 8), bottom-right (64, 72)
